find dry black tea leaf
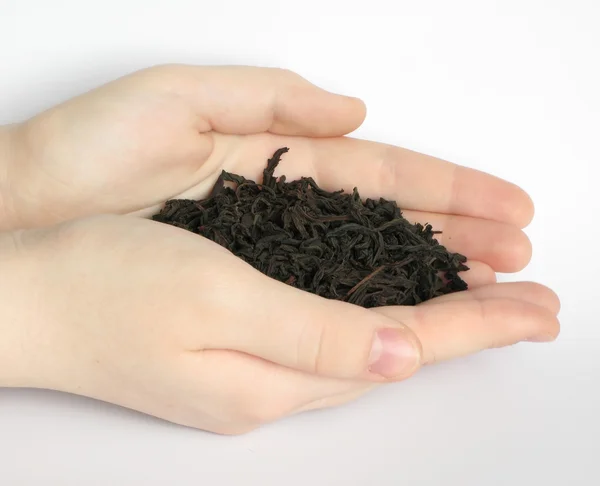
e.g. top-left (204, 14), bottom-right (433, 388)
top-left (152, 147), bottom-right (469, 308)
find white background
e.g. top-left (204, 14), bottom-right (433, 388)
top-left (1, 0), bottom-right (598, 484)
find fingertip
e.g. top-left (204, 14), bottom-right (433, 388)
top-left (501, 299), bottom-right (561, 345)
top-left (271, 73), bottom-right (367, 137)
top-left (294, 70), bottom-right (367, 130)
top-left (519, 282), bottom-right (561, 316)
top-left (459, 261), bottom-right (497, 288)
top-left (509, 184), bottom-right (535, 229)
top-left (301, 91), bottom-right (367, 137)
top-left (526, 307), bottom-right (560, 342)
top-left (461, 169), bottom-right (535, 228)
top-left (546, 286), bottom-right (561, 315)
top-left (501, 228), bottom-right (533, 272)
top-left (518, 190), bottom-right (535, 229)
top-left (331, 94), bottom-right (367, 135)
top-left (343, 95), bottom-right (368, 128)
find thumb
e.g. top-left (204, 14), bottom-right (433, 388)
top-left (206, 274), bottom-right (423, 382)
top-left (137, 64), bottom-right (367, 137)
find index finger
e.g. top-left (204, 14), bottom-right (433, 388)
top-left (227, 135), bottom-right (535, 228)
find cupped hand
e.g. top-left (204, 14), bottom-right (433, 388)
top-left (2, 215), bottom-right (559, 434)
top-left (5, 64), bottom-right (533, 286)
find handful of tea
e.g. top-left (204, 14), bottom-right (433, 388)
top-left (152, 148), bottom-right (468, 308)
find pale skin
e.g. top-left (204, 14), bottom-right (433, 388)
top-left (0, 65), bottom-right (560, 435)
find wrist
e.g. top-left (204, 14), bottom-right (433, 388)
top-left (0, 124), bottom-right (23, 231)
top-left (0, 229), bottom-right (50, 388)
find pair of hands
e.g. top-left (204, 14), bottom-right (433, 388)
top-left (0, 65), bottom-right (559, 435)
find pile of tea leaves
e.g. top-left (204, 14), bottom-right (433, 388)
top-left (152, 148), bottom-right (468, 308)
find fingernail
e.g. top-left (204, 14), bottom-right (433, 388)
top-left (368, 328), bottom-right (420, 379)
top-left (526, 334), bottom-right (556, 343)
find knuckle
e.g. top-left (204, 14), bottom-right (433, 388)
top-left (508, 229), bottom-right (533, 270)
top-left (298, 319), bottom-right (370, 378)
top-left (297, 319), bottom-right (329, 375)
top-left (269, 67), bottom-right (308, 88)
top-left (129, 64), bottom-right (192, 91)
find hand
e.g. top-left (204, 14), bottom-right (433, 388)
top-left (5, 64), bottom-right (531, 285)
top-left (1, 215), bottom-right (559, 434)
top-left (3, 65), bottom-right (366, 229)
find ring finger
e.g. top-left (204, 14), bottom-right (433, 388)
top-left (402, 210), bottom-right (532, 272)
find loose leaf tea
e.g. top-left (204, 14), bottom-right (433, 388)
top-left (152, 148), bottom-right (469, 308)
